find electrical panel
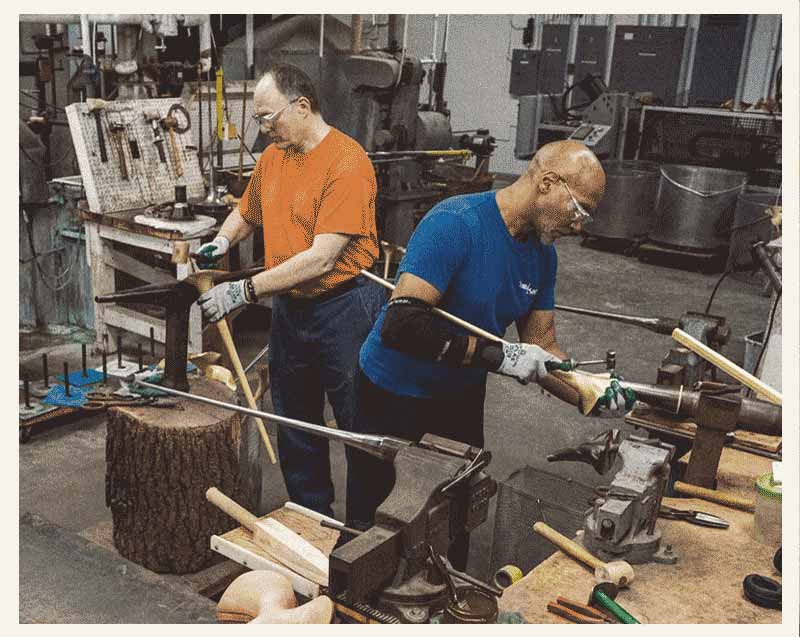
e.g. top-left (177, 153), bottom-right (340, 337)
top-left (690, 15), bottom-right (748, 107)
top-left (538, 24), bottom-right (570, 94)
top-left (509, 49), bottom-right (541, 96)
top-left (574, 25), bottom-right (608, 83)
top-left (609, 26), bottom-right (687, 105)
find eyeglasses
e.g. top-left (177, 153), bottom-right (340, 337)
top-left (561, 180), bottom-right (594, 226)
top-left (251, 97), bottom-right (300, 127)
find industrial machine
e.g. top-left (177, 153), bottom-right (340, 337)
top-left (514, 85), bottom-right (643, 161)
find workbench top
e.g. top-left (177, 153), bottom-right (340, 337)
top-left (498, 496), bottom-right (781, 624)
top-left (79, 204), bottom-right (218, 241)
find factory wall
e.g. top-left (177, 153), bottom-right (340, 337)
top-left (394, 13), bottom-right (781, 175)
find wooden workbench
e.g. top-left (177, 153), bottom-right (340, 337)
top-left (499, 492), bottom-right (781, 624)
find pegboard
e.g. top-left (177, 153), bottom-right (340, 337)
top-left (66, 97), bottom-right (207, 213)
top-left (185, 81), bottom-right (262, 171)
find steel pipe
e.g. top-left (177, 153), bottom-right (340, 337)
top-left (622, 381), bottom-right (781, 435)
top-left (733, 15), bottom-right (756, 111)
top-left (134, 380), bottom-right (410, 460)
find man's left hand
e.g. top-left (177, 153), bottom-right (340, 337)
top-left (197, 280), bottom-right (250, 323)
top-left (594, 377), bottom-right (636, 418)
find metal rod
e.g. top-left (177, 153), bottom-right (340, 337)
top-left (320, 519), bottom-right (364, 536)
top-left (150, 327), bottom-right (156, 357)
top-left (81, 343), bottom-right (88, 377)
top-left (63, 362), bottom-right (70, 396)
top-left (242, 343), bottom-right (270, 376)
top-left (42, 353), bottom-right (49, 388)
top-left (102, 351), bottom-right (108, 383)
top-left (117, 334), bottom-right (123, 369)
top-left (138, 343), bottom-right (144, 372)
top-left (133, 380), bottom-right (405, 459)
top-left (554, 304), bottom-right (677, 334)
top-left (24, 378), bottom-right (31, 408)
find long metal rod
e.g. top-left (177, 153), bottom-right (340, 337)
top-left (134, 380), bottom-right (399, 459)
top-left (554, 304), bottom-right (677, 334)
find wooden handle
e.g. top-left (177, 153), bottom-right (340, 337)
top-left (672, 328), bottom-right (781, 405)
top-left (206, 487), bottom-right (259, 530)
top-left (673, 481), bottom-right (755, 513)
top-left (216, 318), bottom-right (278, 464)
top-left (533, 521), bottom-right (605, 570)
top-left (190, 270), bottom-right (277, 464)
top-left (360, 269), bottom-right (505, 344)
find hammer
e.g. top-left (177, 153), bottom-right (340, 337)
top-left (161, 115), bottom-right (184, 177)
top-left (86, 98), bottom-right (108, 163)
top-left (533, 521), bottom-right (635, 588)
top-left (143, 110), bottom-right (167, 163)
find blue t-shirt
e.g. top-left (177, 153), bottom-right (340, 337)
top-left (360, 190), bottom-right (557, 398)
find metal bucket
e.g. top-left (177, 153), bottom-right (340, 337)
top-left (586, 160), bottom-right (660, 240)
top-left (651, 165), bottom-right (747, 250)
top-left (726, 189), bottom-right (781, 273)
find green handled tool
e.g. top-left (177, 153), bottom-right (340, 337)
top-left (589, 583), bottom-right (640, 624)
top-left (546, 350), bottom-right (616, 373)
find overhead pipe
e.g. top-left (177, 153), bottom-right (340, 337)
top-left (350, 14), bottom-right (363, 54)
top-left (733, 15), bottom-right (756, 111)
top-left (761, 18), bottom-right (781, 101)
top-left (604, 14), bottom-right (615, 87)
top-left (681, 14), bottom-right (701, 106)
top-left (246, 14), bottom-right (254, 78)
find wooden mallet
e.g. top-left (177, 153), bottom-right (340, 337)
top-left (533, 521), bottom-right (635, 588)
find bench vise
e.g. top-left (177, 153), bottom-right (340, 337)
top-left (329, 433), bottom-right (497, 623)
top-left (549, 430), bottom-right (677, 565)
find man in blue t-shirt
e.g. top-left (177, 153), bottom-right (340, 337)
top-left (347, 141), bottom-right (629, 569)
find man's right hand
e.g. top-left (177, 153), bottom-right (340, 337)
top-left (196, 236), bottom-right (230, 269)
top-left (496, 342), bottom-right (561, 384)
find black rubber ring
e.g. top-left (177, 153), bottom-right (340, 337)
top-left (743, 574), bottom-right (782, 610)
top-left (773, 547), bottom-right (781, 574)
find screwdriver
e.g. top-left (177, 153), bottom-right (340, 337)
top-left (546, 358), bottom-right (608, 373)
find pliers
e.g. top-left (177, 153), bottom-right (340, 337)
top-left (82, 392), bottom-right (183, 411)
top-left (659, 505), bottom-right (729, 529)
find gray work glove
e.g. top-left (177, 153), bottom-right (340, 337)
top-left (496, 342), bottom-right (561, 385)
top-left (196, 235), bottom-right (230, 269)
top-left (594, 377), bottom-right (637, 418)
top-left (197, 279), bottom-right (250, 323)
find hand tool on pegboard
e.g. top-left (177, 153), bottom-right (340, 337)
top-left (86, 98), bottom-right (108, 163)
top-left (107, 117), bottom-right (129, 180)
top-left (143, 110), bottom-right (167, 163)
top-left (130, 379), bottom-right (499, 624)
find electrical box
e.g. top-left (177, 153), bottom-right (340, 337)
top-left (538, 24), bottom-right (570, 94)
top-left (574, 25), bottom-right (608, 83)
top-left (690, 15), bottom-right (748, 107)
top-left (509, 49), bottom-right (540, 96)
top-left (609, 26), bottom-right (687, 105)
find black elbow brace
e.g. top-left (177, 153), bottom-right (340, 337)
top-left (380, 297), bottom-right (504, 370)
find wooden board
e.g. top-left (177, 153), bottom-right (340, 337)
top-left (213, 506), bottom-right (340, 598)
top-left (499, 497), bottom-right (781, 624)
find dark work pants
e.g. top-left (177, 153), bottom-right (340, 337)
top-left (269, 277), bottom-right (386, 518)
top-left (346, 369), bottom-right (487, 571)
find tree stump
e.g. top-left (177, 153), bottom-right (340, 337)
top-left (105, 377), bottom-right (262, 574)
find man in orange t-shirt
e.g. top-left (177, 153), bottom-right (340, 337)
top-left (196, 63), bottom-right (385, 517)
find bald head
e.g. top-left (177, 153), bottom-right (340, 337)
top-left (527, 140), bottom-right (606, 207)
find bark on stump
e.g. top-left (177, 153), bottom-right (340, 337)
top-left (105, 377), bottom-right (262, 574)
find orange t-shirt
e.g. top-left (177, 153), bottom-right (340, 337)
top-left (239, 127), bottom-right (379, 298)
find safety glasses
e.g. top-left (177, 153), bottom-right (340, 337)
top-left (561, 180), bottom-right (594, 225)
top-left (252, 97), bottom-right (300, 127)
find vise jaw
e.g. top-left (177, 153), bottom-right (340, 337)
top-left (328, 433), bottom-right (497, 622)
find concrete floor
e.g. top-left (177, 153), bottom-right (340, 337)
top-left (19, 235), bottom-right (774, 622)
